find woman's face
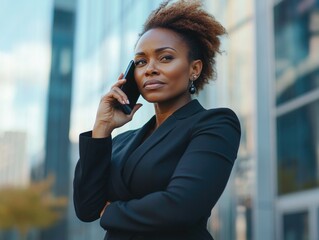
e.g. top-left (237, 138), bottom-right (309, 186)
top-left (134, 28), bottom-right (198, 104)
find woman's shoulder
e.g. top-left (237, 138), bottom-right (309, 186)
top-left (204, 107), bottom-right (239, 118)
top-left (198, 106), bottom-right (240, 124)
top-left (185, 106), bottom-right (241, 163)
top-left (192, 107), bottom-right (241, 134)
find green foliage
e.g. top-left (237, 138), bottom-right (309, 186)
top-left (0, 175), bottom-right (67, 238)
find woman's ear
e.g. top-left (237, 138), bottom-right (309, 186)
top-left (190, 59), bottom-right (203, 80)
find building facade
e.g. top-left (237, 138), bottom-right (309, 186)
top-left (274, 0), bottom-right (319, 239)
top-left (206, 0), bottom-right (319, 239)
top-left (42, 0), bottom-right (77, 239)
top-left (0, 132), bottom-right (28, 188)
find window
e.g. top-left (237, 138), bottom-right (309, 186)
top-left (283, 211), bottom-right (309, 240)
top-left (274, 0), bottom-right (319, 105)
top-left (277, 100), bottom-right (319, 195)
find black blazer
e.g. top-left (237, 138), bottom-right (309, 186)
top-left (73, 100), bottom-right (241, 240)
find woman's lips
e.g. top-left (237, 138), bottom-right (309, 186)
top-left (143, 80), bottom-right (165, 90)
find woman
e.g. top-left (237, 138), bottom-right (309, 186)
top-left (73, 1), bottom-right (241, 239)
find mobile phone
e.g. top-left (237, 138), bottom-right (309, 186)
top-left (119, 60), bottom-right (140, 114)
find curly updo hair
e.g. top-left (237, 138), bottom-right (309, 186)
top-left (138, 0), bottom-right (226, 92)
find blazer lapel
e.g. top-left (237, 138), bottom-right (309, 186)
top-left (123, 114), bottom-right (178, 186)
top-left (120, 117), bottom-right (156, 164)
top-left (112, 116), bottom-right (158, 198)
top-left (123, 100), bottom-right (204, 186)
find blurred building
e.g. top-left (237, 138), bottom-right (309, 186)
top-left (41, 0), bottom-right (76, 239)
top-left (205, 0), bottom-right (319, 239)
top-left (274, 1), bottom-right (319, 239)
top-left (0, 131), bottom-right (29, 188)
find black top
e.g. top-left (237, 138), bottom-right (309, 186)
top-left (73, 100), bottom-right (241, 240)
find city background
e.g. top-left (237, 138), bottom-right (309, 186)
top-left (0, 0), bottom-right (318, 239)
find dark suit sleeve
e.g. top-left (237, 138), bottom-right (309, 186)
top-left (100, 109), bottom-right (241, 232)
top-left (73, 131), bottom-right (112, 222)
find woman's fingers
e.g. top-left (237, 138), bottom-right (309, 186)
top-left (117, 72), bottom-right (124, 80)
top-left (111, 78), bottom-right (126, 89)
top-left (109, 86), bottom-right (129, 105)
top-left (109, 78), bottom-right (130, 104)
top-left (94, 76), bottom-right (138, 136)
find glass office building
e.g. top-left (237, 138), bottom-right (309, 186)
top-left (42, 1), bottom-right (76, 239)
top-left (275, 0), bottom-right (319, 239)
top-left (207, 0), bottom-right (319, 239)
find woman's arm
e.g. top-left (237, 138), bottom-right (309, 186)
top-left (100, 110), bottom-right (241, 232)
top-left (73, 131), bottom-right (113, 222)
top-left (73, 74), bottom-right (142, 222)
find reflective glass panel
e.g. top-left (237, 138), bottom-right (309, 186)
top-left (277, 100), bottom-right (319, 195)
top-left (274, 0), bottom-right (319, 105)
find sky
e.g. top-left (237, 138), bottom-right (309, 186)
top-left (0, 0), bottom-right (54, 165)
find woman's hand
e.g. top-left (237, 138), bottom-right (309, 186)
top-left (100, 201), bottom-right (111, 218)
top-left (93, 73), bottom-right (142, 138)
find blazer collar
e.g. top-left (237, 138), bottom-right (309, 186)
top-left (172, 99), bottom-right (204, 119)
top-left (133, 99), bottom-right (204, 149)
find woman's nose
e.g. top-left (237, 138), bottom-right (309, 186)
top-left (145, 61), bottom-right (159, 76)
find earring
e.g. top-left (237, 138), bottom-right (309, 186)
top-left (189, 82), bottom-right (196, 94)
top-left (189, 75), bottom-right (197, 94)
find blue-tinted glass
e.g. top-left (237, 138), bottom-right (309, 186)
top-left (283, 211), bottom-right (309, 240)
top-left (274, 0), bottom-right (319, 105)
top-left (277, 100), bottom-right (319, 195)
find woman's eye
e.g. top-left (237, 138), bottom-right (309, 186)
top-left (134, 59), bottom-right (146, 66)
top-left (161, 55), bottom-right (174, 62)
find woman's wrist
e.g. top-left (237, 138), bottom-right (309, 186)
top-left (92, 122), bottom-right (113, 138)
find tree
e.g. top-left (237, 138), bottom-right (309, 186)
top-left (0, 175), bottom-right (67, 240)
